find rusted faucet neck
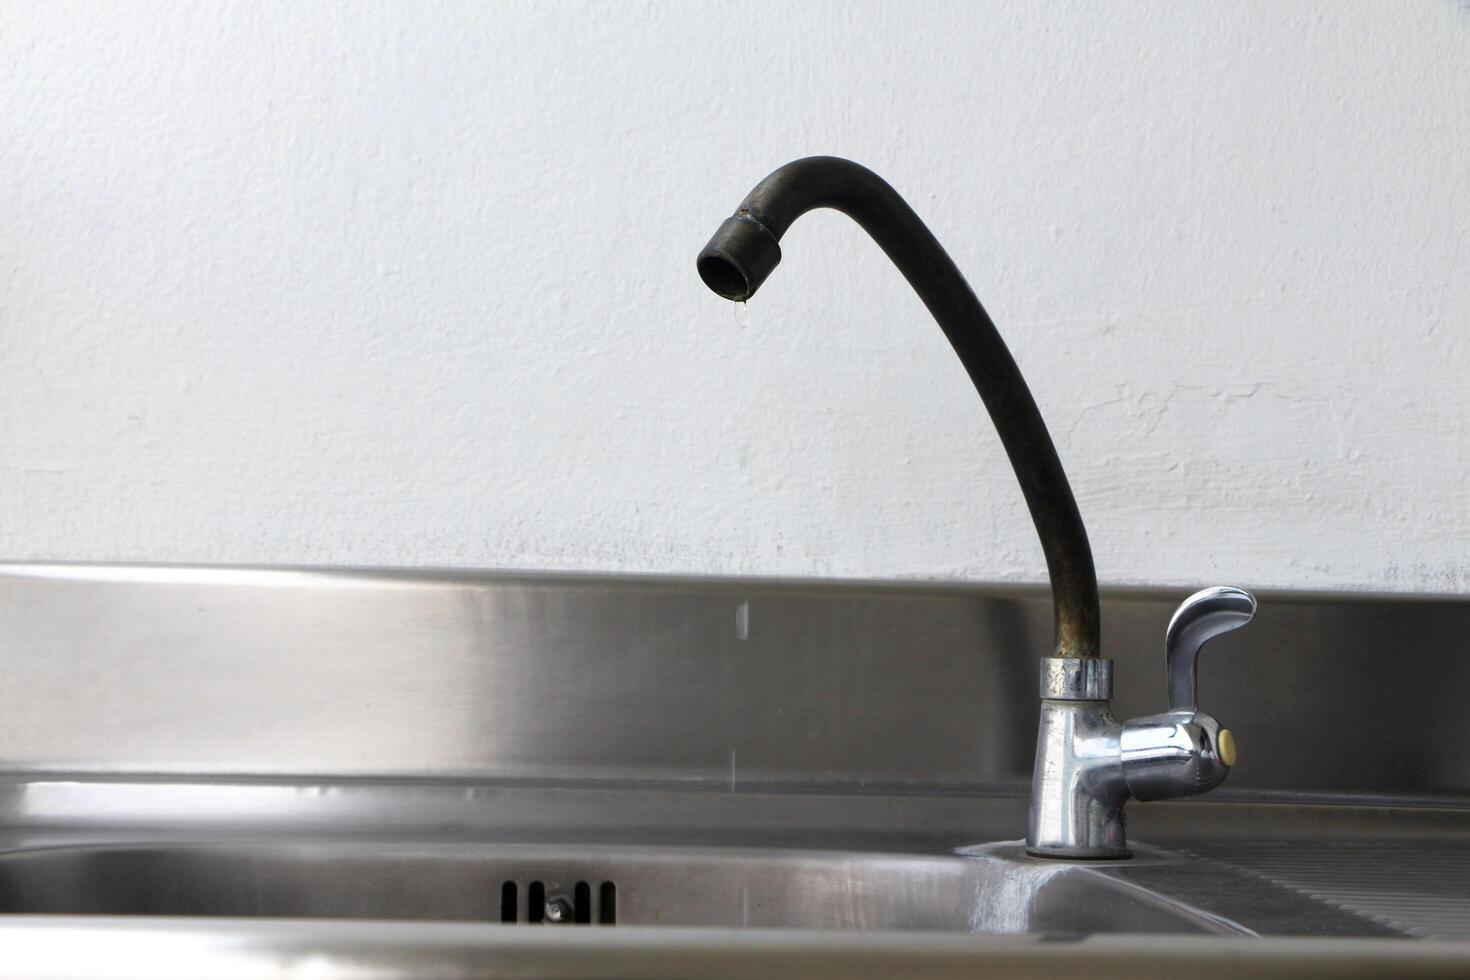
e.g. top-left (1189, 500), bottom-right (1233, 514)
top-left (697, 156), bottom-right (1099, 658)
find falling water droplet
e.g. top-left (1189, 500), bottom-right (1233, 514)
top-left (733, 301), bottom-right (750, 329)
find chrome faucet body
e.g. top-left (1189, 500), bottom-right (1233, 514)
top-left (1026, 587), bottom-right (1255, 858)
top-left (695, 157), bottom-right (1255, 860)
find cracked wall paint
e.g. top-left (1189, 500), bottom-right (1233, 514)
top-left (1, 1), bottom-right (1467, 594)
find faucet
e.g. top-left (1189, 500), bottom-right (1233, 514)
top-left (696, 156), bottom-right (1255, 858)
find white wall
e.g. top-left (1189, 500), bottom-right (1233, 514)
top-left (2, 1), bottom-right (1468, 594)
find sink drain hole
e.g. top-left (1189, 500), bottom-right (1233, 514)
top-left (499, 879), bottom-right (614, 924)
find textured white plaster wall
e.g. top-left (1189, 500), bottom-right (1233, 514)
top-left (2, 1), bottom-right (1468, 593)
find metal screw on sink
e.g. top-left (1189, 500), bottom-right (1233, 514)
top-left (544, 897), bottom-right (572, 923)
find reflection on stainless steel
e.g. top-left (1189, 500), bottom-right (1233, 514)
top-left (1027, 589), bottom-right (1254, 859)
top-left (3, 922), bottom-right (1469, 980)
top-left (1, 563), bottom-right (1468, 800)
top-left (0, 773), bottom-right (1465, 975)
top-left (0, 776), bottom-right (1431, 939)
top-left (0, 840), bottom-right (1236, 934)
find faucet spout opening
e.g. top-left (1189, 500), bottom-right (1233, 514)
top-left (697, 215), bottom-right (782, 301)
top-left (696, 156), bottom-right (1100, 659)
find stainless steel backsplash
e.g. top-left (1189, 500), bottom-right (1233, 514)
top-left (0, 564), bottom-right (1464, 800)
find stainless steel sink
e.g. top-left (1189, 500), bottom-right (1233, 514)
top-left (0, 840), bottom-right (1238, 935)
top-left (0, 778), bottom-right (1466, 977)
top-left (1, 568), bottom-right (1469, 975)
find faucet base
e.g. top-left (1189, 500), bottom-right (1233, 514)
top-left (1026, 658), bottom-right (1133, 860)
top-left (1025, 841), bottom-right (1131, 861)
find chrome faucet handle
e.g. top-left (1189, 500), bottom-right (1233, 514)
top-left (1165, 586), bottom-right (1256, 713)
top-left (1120, 586), bottom-right (1256, 802)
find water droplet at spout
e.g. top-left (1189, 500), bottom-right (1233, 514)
top-left (733, 301), bottom-right (750, 329)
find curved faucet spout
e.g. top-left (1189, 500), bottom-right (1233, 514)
top-left (696, 156), bottom-right (1099, 658)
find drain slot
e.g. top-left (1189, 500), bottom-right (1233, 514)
top-left (500, 881), bottom-right (517, 923)
top-left (599, 881), bottom-right (617, 925)
top-left (527, 881), bottom-right (546, 923)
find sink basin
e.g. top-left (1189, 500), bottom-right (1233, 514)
top-left (0, 841), bottom-right (1239, 935)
